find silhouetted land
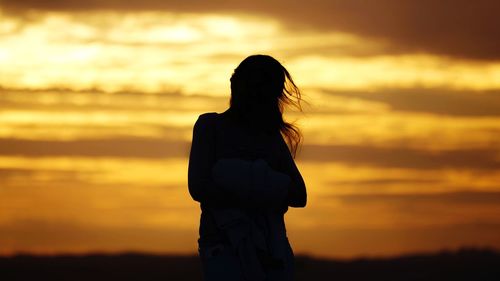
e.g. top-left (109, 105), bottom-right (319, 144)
top-left (1, 247), bottom-right (499, 281)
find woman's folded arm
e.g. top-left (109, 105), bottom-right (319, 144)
top-left (211, 158), bottom-right (290, 209)
top-left (188, 112), bottom-right (305, 210)
top-left (188, 113), bottom-right (240, 209)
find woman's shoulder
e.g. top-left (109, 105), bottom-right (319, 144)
top-left (191, 113), bottom-right (219, 136)
top-left (198, 109), bottom-right (237, 126)
top-left (195, 112), bottom-right (219, 126)
top-left (198, 111), bottom-right (219, 119)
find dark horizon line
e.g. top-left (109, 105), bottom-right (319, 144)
top-left (1, 245), bottom-right (498, 262)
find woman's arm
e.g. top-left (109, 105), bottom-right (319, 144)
top-left (277, 134), bottom-right (307, 208)
top-left (211, 158), bottom-right (290, 209)
top-left (187, 113), bottom-right (240, 208)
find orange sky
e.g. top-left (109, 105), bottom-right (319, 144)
top-left (1, 1), bottom-right (500, 259)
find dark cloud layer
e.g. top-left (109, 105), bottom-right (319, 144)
top-left (300, 143), bottom-right (500, 170)
top-left (1, 137), bottom-right (499, 170)
top-left (325, 88), bottom-right (500, 117)
top-left (2, 0), bottom-right (500, 60)
top-left (335, 191), bottom-right (500, 205)
top-left (0, 137), bottom-right (190, 159)
top-left (0, 168), bottom-right (87, 181)
top-left (329, 178), bottom-right (442, 186)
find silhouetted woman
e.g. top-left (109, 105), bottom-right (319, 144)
top-left (188, 54), bottom-right (307, 281)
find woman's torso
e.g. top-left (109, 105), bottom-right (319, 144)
top-left (198, 109), bottom-right (288, 244)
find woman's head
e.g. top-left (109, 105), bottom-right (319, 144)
top-left (229, 54), bottom-right (303, 158)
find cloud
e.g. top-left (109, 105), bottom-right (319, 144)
top-left (0, 167), bottom-right (86, 181)
top-left (0, 219), bottom-right (197, 255)
top-left (329, 178), bottom-right (442, 187)
top-left (2, 0), bottom-right (500, 60)
top-left (299, 143), bottom-right (500, 170)
top-left (335, 191), bottom-right (500, 205)
top-left (1, 137), bottom-right (498, 170)
top-left (324, 88), bottom-right (500, 117)
top-left (0, 86), bottom-right (226, 113)
top-left (0, 137), bottom-right (190, 158)
top-left (293, 222), bottom-right (500, 258)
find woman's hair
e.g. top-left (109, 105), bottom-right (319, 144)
top-left (229, 54), bottom-right (303, 158)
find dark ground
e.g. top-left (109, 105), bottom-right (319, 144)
top-left (1, 247), bottom-right (499, 281)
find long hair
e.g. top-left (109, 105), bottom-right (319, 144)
top-left (229, 54), bottom-right (303, 158)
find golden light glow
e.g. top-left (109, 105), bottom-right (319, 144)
top-left (2, 11), bottom-right (500, 94)
top-left (1, 9), bottom-right (500, 259)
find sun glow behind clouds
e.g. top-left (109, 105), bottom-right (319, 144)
top-left (1, 8), bottom-right (500, 258)
top-left (0, 11), bottom-right (281, 94)
top-left (1, 11), bottom-right (500, 94)
top-left (290, 55), bottom-right (500, 90)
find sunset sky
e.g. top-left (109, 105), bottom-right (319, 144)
top-left (1, 1), bottom-right (499, 259)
